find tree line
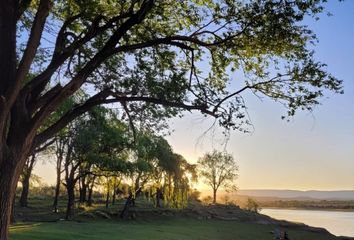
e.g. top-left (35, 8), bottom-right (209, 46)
top-left (17, 101), bottom-right (200, 220)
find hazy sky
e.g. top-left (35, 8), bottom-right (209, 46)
top-left (34, 1), bottom-right (354, 191)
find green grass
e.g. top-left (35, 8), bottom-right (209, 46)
top-left (10, 218), bottom-right (338, 240)
top-left (10, 197), bottom-right (341, 239)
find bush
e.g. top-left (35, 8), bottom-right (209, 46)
top-left (246, 198), bottom-right (261, 213)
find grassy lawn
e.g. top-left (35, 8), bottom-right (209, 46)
top-left (10, 218), bottom-right (338, 240)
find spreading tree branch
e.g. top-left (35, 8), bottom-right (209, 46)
top-left (29, 0), bottom-right (155, 136)
top-left (9, 0), bottom-right (52, 106)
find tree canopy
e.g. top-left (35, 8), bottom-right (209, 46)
top-left (198, 150), bottom-right (238, 203)
top-left (10, 0), bottom-right (343, 149)
top-left (0, 1), bottom-right (343, 239)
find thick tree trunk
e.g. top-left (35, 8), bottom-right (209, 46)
top-left (0, 135), bottom-right (36, 240)
top-left (65, 181), bottom-right (75, 220)
top-left (19, 174), bottom-right (30, 207)
top-left (0, 1), bottom-right (18, 237)
top-left (0, 156), bottom-right (24, 240)
top-left (10, 195), bottom-right (16, 224)
top-left (0, 0), bottom-right (16, 99)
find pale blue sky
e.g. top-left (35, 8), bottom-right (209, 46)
top-left (35, 1), bottom-right (354, 190)
top-left (166, 1), bottom-right (354, 190)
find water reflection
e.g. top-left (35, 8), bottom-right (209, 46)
top-left (261, 208), bottom-right (354, 237)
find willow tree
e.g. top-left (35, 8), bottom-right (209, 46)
top-left (0, 0), bottom-right (342, 238)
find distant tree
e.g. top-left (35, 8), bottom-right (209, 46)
top-left (202, 195), bottom-right (213, 204)
top-left (198, 151), bottom-right (238, 204)
top-left (18, 154), bottom-right (36, 208)
top-left (52, 133), bottom-right (67, 213)
top-left (19, 140), bottom-right (54, 208)
top-left (51, 98), bottom-right (77, 212)
top-left (63, 107), bottom-right (129, 218)
top-left (246, 197), bottom-right (261, 213)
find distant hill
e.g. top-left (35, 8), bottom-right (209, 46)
top-left (236, 189), bottom-right (354, 200)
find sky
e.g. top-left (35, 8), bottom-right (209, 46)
top-left (34, 1), bottom-right (354, 191)
top-left (166, 1), bottom-right (354, 191)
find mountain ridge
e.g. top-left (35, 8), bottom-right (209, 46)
top-left (236, 189), bottom-right (354, 200)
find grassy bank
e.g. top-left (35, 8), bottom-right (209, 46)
top-left (10, 197), bottom-right (349, 240)
top-left (10, 218), bottom-right (339, 240)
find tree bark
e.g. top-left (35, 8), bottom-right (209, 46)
top-left (0, 3), bottom-right (18, 237)
top-left (0, 154), bottom-right (24, 240)
top-left (65, 181), bottom-right (75, 220)
top-left (10, 194), bottom-right (16, 224)
top-left (87, 187), bottom-right (93, 206)
top-left (79, 175), bottom-right (87, 203)
top-left (19, 174), bottom-right (30, 207)
top-left (0, 0), bottom-right (16, 99)
top-left (19, 154), bottom-right (36, 207)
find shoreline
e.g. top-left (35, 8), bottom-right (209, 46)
top-left (260, 207), bottom-right (354, 212)
top-left (261, 207), bottom-right (354, 238)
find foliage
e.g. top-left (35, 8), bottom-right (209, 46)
top-left (246, 197), bottom-right (261, 213)
top-left (198, 150), bottom-right (238, 203)
top-left (259, 199), bottom-right (354, 211)
top-left (13, 0), bottom-right (344, 148)
top-left (73, 107), bottom-right (131, 172)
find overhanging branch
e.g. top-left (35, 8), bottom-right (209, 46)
top-left (34, 90), bottom-right (217, 147)
top-left (8, 0), bottom-right (52, 107)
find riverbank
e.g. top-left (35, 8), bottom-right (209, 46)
top-left (262, 208), bottom-right (354, 238)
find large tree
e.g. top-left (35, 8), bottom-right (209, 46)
top-left (198, 150), bottom-right (238, 204)
top-left (0, 0), bottom-right (342, 238)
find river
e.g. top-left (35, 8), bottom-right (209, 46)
top-left (261, 208), bottom-right (354, 237)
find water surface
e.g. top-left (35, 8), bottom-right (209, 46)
top-left (261, 208), bottom-right (354, 237)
